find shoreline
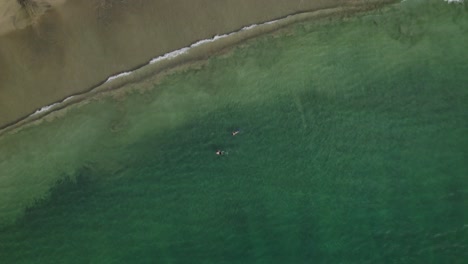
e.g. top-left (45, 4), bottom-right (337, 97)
top-left (0, 1), bottom-right (397, 137)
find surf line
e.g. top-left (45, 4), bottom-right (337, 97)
top-left (29, 19), bottom-right (282, 118)
top-left (1, 4), bottom-right (388, 134)
top-left (27, 0), bottom-right (462, 119)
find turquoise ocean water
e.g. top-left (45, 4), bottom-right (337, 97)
top-left (0, 1), bottom-right (467, 263)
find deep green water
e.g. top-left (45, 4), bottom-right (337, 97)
top-left (0, 1), bottom-right (467, 263)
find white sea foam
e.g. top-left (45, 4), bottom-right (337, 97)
top-left (266, 20), bottom-right (278, 25)
top-left (106, 71), bottom-right (132, 82)
top-left (191, 38), bottom-right (212, 46)
top-left (63, 96), bottom-right (75, 102)
top-left (30, 95), bottom-right (79, 118)
top-left (444, 0), bottom-right (463, 3)
top-left (31, 103), bottom-right (59, 116)
top-left (242, 24), bottom-right (258, 31)
top-left (212, 34), bottom-right (228, 41)
top-left (149, 47), bottom-right (190, 64)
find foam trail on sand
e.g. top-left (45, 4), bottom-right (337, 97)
top-left (31, 103), bottom-right (60, 116)
top-left (31, 94), bottom-right (77, 116)
top-left (150, 33), bottom-right (231, 64)
top-left (106, 71), bottom-right (132, 82)
top-left (150, 47), bottom-right (190, 64)
top-left (63, 96), bottom-right (75, 102)
top-left (242, 24), bottom-right (258, 31)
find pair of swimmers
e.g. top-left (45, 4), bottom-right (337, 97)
top-left (216, 130), bottom-right (240, 155)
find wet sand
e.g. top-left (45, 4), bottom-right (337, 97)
top-left (0, 0), bottom-right (396, 131)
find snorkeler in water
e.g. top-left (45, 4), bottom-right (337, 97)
top-left (216, 150), bottom-right (225, 156)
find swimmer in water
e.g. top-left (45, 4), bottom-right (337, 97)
top-left (216, 150), bottom-right (225, 156)
top-left (232, 130), bottom-right (240, 136)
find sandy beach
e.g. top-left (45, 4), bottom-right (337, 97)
top-left (0, 0), bottom-right (397, 132)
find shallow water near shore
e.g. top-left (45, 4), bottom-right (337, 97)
top-left (0, 1), bottom-right (467, 263)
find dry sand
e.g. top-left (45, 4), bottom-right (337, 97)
top-left (0, 0), bottom-right (397, 130)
